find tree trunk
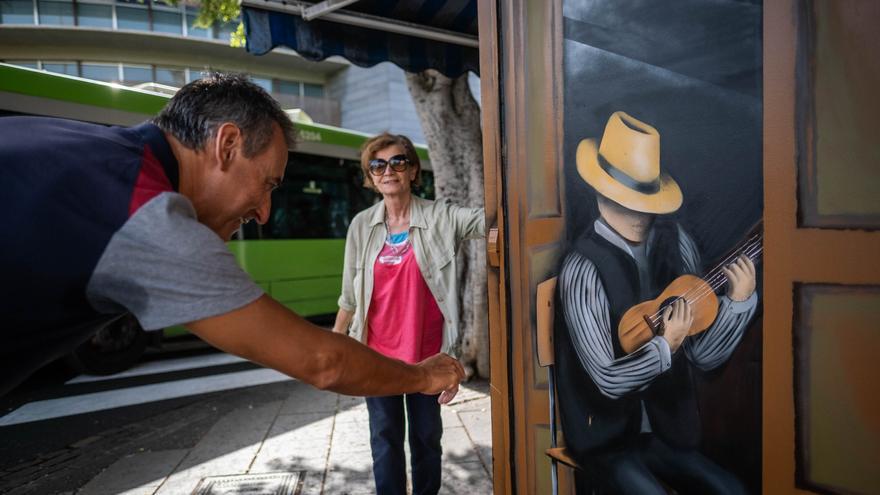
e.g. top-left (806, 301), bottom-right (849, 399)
top-left (405, 70), bottom-right (489, 379)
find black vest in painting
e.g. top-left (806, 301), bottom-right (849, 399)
top-left (554, 223), bottom-right (701, 458)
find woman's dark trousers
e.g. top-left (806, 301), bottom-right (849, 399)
top-left (366, 393), bottom-right (443, 495)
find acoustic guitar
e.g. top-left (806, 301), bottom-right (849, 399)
top-left (618, 222), bottom-right (763, 354)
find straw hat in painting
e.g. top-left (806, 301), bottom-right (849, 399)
top-left (576, 111), bottom-right (682, 214)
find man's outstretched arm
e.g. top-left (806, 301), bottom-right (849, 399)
top-left (186, 295), bottom-right (465, 399)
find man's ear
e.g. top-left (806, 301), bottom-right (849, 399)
top-left (213, 123), bottom-right (242, 170)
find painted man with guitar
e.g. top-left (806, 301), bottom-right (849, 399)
top-left (555, 111), bottom-right (758, 494)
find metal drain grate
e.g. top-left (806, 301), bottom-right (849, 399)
top-left (193, 471), bottom-right (305, 495)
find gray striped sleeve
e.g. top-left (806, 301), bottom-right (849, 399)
top-left (559, 252), bottom-right (672, 400)
top-left (677, 227), bottom-right (757, 370)
top-left (677, 226), bottom-right (702, 274)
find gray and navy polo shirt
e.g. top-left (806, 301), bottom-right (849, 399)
top-left (0, 116), bottom-right (263, 393)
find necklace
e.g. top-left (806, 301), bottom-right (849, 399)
top-left (384, 217), bottom-right (411, 257)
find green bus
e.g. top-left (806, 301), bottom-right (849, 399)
top-left (0, 63), bottom-right (433, 373)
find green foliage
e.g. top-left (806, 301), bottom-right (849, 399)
top-left (189, 0), bottom-right (240, 26)
top-left (166, 0), bottom-right (243, 46)
top-left (231, 22), bottom-right (247, 47)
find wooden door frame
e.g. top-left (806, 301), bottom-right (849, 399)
top-left (477, 0), bottom-right (512, 493)
top-left (479, 0), bottom-right (567, 493)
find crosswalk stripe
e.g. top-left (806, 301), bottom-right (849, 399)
top-left (0, 369), bottom-right (292, 427)
top-left (66, 353), bottom-right (248, 384)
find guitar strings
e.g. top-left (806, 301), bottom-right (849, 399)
top-left (643, 242), bottom-right (763, 327)
top-left (683, 242), bottom-right (763, 305)
top-left (626, 233), bottom-right (763, 332)
top-left (645, 242), bottom-right (763, 326)
top-left (620, 238), bottom-right (764, 339)
top-left (665, 231), bottom-right (763, 304)
top-left (619, 225), bottom-right (764, 347)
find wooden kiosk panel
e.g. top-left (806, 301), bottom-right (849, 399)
top-left (765, 1), bottom-right (880, 493)
top-left (484, 0), bottom-right (878, 493)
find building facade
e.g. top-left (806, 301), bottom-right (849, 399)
top-left (0, 0), bottom-right (458, 144)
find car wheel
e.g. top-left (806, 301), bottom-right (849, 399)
top-left (66, 313), bottom-right (148, 375)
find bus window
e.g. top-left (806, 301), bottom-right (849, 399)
top-left (240, 153), bottom-right (375, 240)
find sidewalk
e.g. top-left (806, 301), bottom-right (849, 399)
top-left (77, 379), bottom-right (493, 495)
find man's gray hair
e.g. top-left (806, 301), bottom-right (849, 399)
top-left (152, 72), bottom-right (296, 157)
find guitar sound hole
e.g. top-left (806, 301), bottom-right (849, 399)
top-left (656, 296), bottom-right (687, 333)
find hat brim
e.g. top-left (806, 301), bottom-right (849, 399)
top-left (576, 138), bottom-right (682, 214)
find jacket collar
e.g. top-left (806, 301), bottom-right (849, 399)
top-left (368, 194), bottom-right (428, 229)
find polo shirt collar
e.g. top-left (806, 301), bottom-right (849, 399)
top-left (132, 122), bottom-right (180, 191)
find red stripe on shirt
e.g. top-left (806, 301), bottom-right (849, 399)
top-left (128, 145), bottom-right (173, 217)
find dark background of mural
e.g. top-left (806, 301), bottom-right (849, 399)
top-left (561, 0), bottom-right (763, 492)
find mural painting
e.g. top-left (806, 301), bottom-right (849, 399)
top-left (555, 1), bottom-right (763, 493)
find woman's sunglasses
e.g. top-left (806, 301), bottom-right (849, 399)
top-left (369, 154), bottom-right (410, 176)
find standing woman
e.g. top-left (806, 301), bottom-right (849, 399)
top-left (333, 132), bottom-right (485, 495)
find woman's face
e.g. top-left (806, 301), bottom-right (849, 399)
top-left (371, 144), bottom-right (417, 198)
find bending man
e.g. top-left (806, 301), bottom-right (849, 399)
top-left (0, 72), bottom-right (465, 400)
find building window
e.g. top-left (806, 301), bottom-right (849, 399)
top-left (38, 0), bottom-right (74, 25)
top-left (155, 66), bottom-right (185, 86)
top-left (276, 80), bottom-right (302, 97)
top-left (152, 8), bottom-right (181, 34)
top-left (4, 60), bottom-right (40, 69)
top-left (122, 64), bottom-right (152, 84)
top-left (187, 67), bottom-right (207, 82)
top-left (251, 76), bottom-right (273, 93)
top-left (116, 3), bottom-right (148, 30)
top-left (0, 0), bottom-right (35, 24)
top-left (76, 2), bottom-right (112, 28)
top-left (303, 83), bottom-right (324, 98)
top-left (81, 62), bottom-right (119, 82)
top-left (42, 61), bottom-right (78, 75)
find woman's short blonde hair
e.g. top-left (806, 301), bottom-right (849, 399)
top-left (359, 132), bottom-right (422, 191)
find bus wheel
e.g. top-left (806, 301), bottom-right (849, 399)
top-left (66, 314), bottom-right (148, 375)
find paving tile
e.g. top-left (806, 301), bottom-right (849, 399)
top-left (441, 426), bottom-right (479, 463)
top-left (269, 413), bottom-right (336, 444)
top-left (322, 469), bottom-right (375, 495)
top-left (457, 405), bottom-right (491, 446)
top-left (279, 385), bottom-right (338, 415)
top-left (154, 401), bottom-right (282, 494)
top-left (440, 461), bottom-right (494, 495)
top-left (440, 406), bottom-right (463, 426)
top-left (327, 449), bottom-right (374, 473)
top-left (78, 449), bottom-right (188, 495)
top-left (251, 413), bottom-right (335, 473)
top-left (330, 419), bottom-right (372, 453)
top-left (334, 402), bottom-right (368, 424)
top-left (299, 470), bottom-right (325, 495)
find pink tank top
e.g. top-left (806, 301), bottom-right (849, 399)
top-left (367, 235), bottom-right (444, 364)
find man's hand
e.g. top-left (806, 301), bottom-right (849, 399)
top-left (661, 298), bottom-right (694, 353)
top-left (724, 255), bottom-right (756, 302)
top-left (416, 353), bottom-right (466, 404)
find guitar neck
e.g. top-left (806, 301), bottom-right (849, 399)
top-left (701, 227), bottom-right (763, 293)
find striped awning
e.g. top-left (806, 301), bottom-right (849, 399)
top-left (242, 0), bottom-right (479, 78)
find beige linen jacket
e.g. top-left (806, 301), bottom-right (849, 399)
top-left (337, 195), bottom-right (486, 357)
